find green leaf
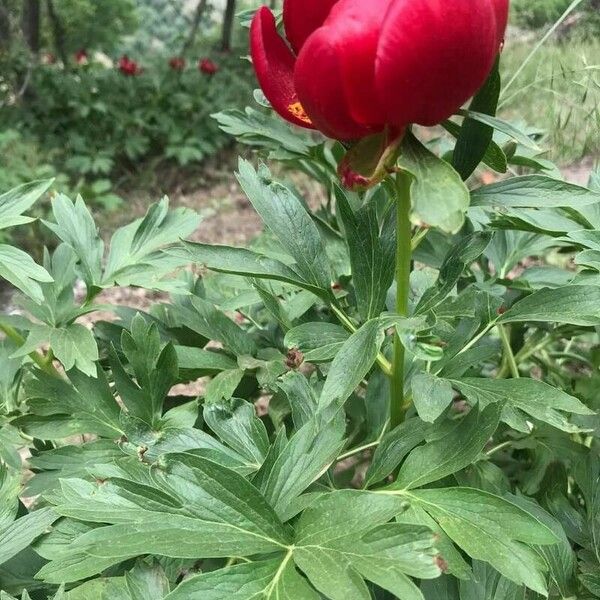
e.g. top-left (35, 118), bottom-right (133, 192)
top-left (364, 418), bottom-right (428, 487)
top-left (319, 319), bottom-right (385, 412)
top-left (581, 571), bottom-right (600, 597)
top-left (63, 578), bottom-right (129, 600)
top-left (204, 398), bottom-right (269, 466)
top-left (398, 504), bottom-right (471, 580)
top-left (165, 558), bottom-right (318, 600)
top-left (213, 106), bottom-right (320, 156)
top-left (443, 120), bottom-right (507, 175)
top-left (294, 548), bottom-right (371, 600)
top-left (459, 560), bottom-right (525, 600)
top-left (499, 286), bottom-right (600, 326)
top-left (41, 454), bottom-right (291, 583)
top-left (44, 195), bottom-right (104, 288)
top-left (103, 198), bottom-right (200, 288)
top-left (0, 466), bottom-right (19, 529)
top-left (295, 490), bottom-right (439, 599)
top-left (456, 110), bottom-right (541, 150)
top-left (174, 346), bottom-right (237, 378)
top-left (0, 179), bottom-right (52, 230)
top-left (451, 377), bottom-right (594, 433)
top-left (23, 441), bottom-right (124, 497)
top-left (408, 486), bottom-right (557, 593)
top-left (0, 245), bottom-right (53, 304)
top-left (392, 404), bottom-right (501, 490)
top-left (507, 494), bottom-right (578, 599)
top-left (111, 315), bottom-right (178, 425)
top-left (173, 296), bottom-right (257, 357)
top-left (355, 525), bottom-right (438, 597)
top-left (24, 369), bottom-right (124, 438)
top-left (204, 369), bottom-right (245, 405)
top-left (14, 323), bottom-right (98, 377)
top-left (420, 576), bottom-right (460, 600)
top-left (277, 371), bottom-right (319, 430)
top-left (416, 232), bottom-right (492, 315)
top-left (336, 188), bottom-right (395, 321)
top-left (178, 242), bottom-right (327, 299)
top-left (399, 133), bottom-right (470, 234)
top-left (490, 207), bottom-right (584, 237)
top-left (411, 373), bottom-right (454, 423)
top-left (471, 176), bottom-right (600, 209)
top-left (258, 415), bottom-right (345, 519)
top-left (284, 322), bottom-right (349, 363)
top-left (295, 490), bottom-right (409, 547)
top-left (125, 561), bottom-right (170, 600)
top-left (236, 160), bottom-right (332, 293)
top-left (453, 58), bottom-right (502, 180)
top-left (0, 508), bottom-right (58, 565)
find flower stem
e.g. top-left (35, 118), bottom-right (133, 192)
top-left (330, 303), bottom-right (392, 375)
top-left (391, 172), bottom-right (413, 428)
top-left (497, 324), bottom-right (520, 379)
top-left (0, 322), bottom-right (62, 378)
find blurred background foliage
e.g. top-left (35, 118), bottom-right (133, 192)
top-left (0, 0), bottom-right (598, 226)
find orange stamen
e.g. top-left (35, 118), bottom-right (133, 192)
top-left (288, 102), bottom-right (312, 124)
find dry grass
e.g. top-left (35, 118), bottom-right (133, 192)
top-left (500, 36), bottom-right (600, 164)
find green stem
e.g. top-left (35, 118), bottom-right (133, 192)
top-left (0, 323), bottom-right (62, 378)
top-left (336, 440), bottom-right (380, 462)
top-left (337, 420), bottom-right (389, 463)
top-left (411, 227), bottom-right (429, 251)
top-left (391, 172), bottom-right (413, 428)
top-left (331, 304), bottom-right (392, 375)
top-left (485, 440), bottom-right (512, 457)
top-left (498, 324), bottom-right (520, 379)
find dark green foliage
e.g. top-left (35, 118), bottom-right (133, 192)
top-left (1, 55), bottom-right (254, 186)
top-left (0, 45), bottom-right (600, 600)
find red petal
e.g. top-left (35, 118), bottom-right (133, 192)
top-left (250, 7), bottom-right (315, 130)
top-left (294, 27), bottom-right (374, 141)
top-left (376, 0), bottom-right (500, 127)
top-left (324, 0), bottom-right (389, 127)
top-left (493, 0), bottom-right (510, 46)
top-left (283, 0), bottom-right (339, 54)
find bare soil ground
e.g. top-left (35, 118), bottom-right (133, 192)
top-left (1, 156), bottom-right (596, 317)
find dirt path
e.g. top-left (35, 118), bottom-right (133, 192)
top-left (1, 157), bottom-right (596, 316)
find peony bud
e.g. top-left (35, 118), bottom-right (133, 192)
top-left (250, 0), bottom-right (508, 141)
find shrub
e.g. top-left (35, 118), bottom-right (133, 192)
top-left (1, 6), bottom-right (600, 599)
top-left (0, 81), bottom-right (599, 598)
top-left (1, 53), bottom-right (254, 185)
top-left (511, 0), bottom-right (573, 29)
top-left (512, 0), bottom-right (600, 39)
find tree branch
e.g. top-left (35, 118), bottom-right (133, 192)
top-left (45, 0), bottom-right (69, 67)
top-left (182, 0), bottom-right (209, 54)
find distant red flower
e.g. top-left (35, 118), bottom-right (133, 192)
top-left (75, 49), bottom-right (88, 65)
top-left (169, 56), bottom-right (186, 71)
top-left (199, 58), bottom-right (219, 76)
top-left (118, 55), bottom-right (142, 76)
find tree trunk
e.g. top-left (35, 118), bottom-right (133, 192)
top-left (220, 0), bottom-right (236, 52)
top-left (182, 0), bottom-right (208, 54)
top-left (0, 0), bottom-right (11, 50)
top-left (22, 0), bottom-right (40, 55)
top-left (45, 0), bottom-right (68, 66)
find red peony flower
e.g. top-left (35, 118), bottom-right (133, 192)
top-left (250, 0), bottom-right (509, 141)
top-left (118, 55), bottom-right (142, 76)
top-left (199, 58), bottom-right (219, 76)
top-left (169, 56), bottom-right (186, 71)
top-left (75, 49), bottom-right (88, 65)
